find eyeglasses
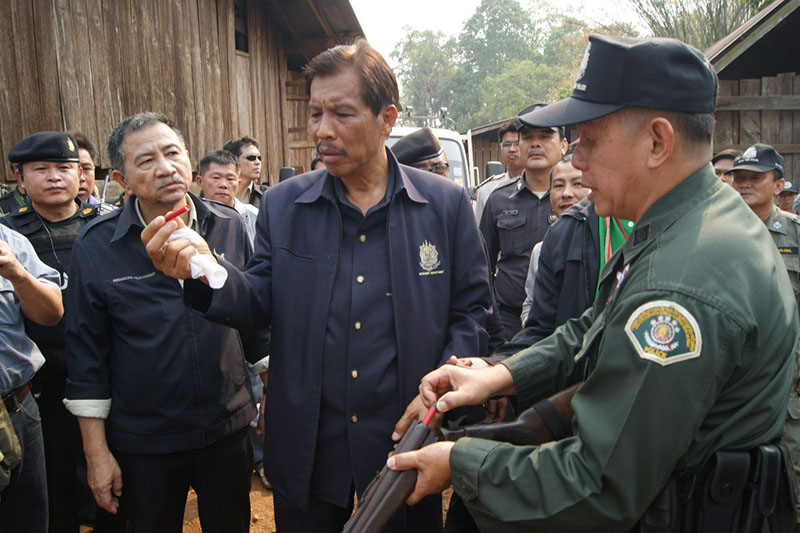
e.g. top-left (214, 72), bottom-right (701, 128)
top-left (414, 162), bottom-right (450, 176)
top-left (501, 141), bottom-right (520, 149)
top-left (244, 155), bottom-right (262, 162)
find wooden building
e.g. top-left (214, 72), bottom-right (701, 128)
top-left (468, 0), bottom-right (800, 184)
top-left (707, 0), bottom-right (800, 182)
top-left (0, 0), bottom-right (363, 184)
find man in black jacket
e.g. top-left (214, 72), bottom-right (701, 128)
top-left (65, 113), bottom-right (269, 533)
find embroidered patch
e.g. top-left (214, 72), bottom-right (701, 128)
top-left (779, 247), bottom-right (798, 255)
top-left (418, 240), bottom-right (443, 276)
top-left (625, 300), bottom-right (702, 366)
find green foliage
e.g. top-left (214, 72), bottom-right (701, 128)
top-left (390, 0), bottom-right (642, 131)
top-left (628, 0), bottom-right (770, 50)
top-left (391, 29), bottom-right (457, 117)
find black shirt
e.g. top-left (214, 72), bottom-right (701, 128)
top-left (65, 193), bottom-right (269, 454)
top-left (479, 175), bottom-right (554, 310)
top-left (0, 201), bottom-right (98, 377)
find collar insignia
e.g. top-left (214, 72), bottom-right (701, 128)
top-left (773, 220), bottom-right (782, 230)
top-left (632, 224), bottom-right (651, 247)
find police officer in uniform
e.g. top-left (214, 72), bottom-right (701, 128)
top-left (780, 180), bottom-right (800, 214)
top-left (729, 143), bottom-right (800, 526)
top-left (390, 35), bottom-right (797, 531)
top-left (479, 103), bottom-right (568, 341)
top-left (0, 184), bottom-right (28, 216)
top-left (0, 131), bottom-right (99, 532)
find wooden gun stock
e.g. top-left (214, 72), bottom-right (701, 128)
top-left (342, 419), bottom-right (437, 533)
top-left (439, 382), bottom-right (581, 445)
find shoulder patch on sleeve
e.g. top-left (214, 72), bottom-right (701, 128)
top-left (625, 300), bottom-right (702, 366)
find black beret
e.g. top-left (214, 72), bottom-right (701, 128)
top-left (8, 132), bottom-right (80, 164)
top-left (391, 127), bottom-right (443, 166)
top-left (519, 34), bottom-right (717, 127)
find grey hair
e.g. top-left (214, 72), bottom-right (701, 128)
top-left (107, 112), bottom-right (186, 172)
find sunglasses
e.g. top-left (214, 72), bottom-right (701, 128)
top-left (414, 162), bottom-right (450, 176)
top-left (244, 155), bottom-right (262, 162)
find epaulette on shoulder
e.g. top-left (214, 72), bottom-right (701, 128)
top-left (492, 178), bottom-right (518, 192)
top-left (476, 174), bottom-right (504, 189)
top-left (13, 204), bottom-right (32, 216)
top-left (79, 205), bottom-right (99, 218)
top-left (78, 207), bottom-right (120, 238)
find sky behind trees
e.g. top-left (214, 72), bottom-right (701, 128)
top-left (350, 0), bottom-right (767, 131)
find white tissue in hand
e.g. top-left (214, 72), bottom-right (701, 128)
top-left (167, 228), bottom-right (228, 288)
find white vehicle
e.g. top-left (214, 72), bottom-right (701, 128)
top-left (386, 126), bottom-right (476, 190)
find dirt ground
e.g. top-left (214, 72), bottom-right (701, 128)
top-left (181, 476), bottom-right (452, 532)
top-left (182, 473), bottom-right (275, 532)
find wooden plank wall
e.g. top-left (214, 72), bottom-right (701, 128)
top-left (714, 72), bottom-right (800, 183)
top-left (285, 70), bottom-right (314, 174)
top-left (0, 0), bottom-right (303, 185)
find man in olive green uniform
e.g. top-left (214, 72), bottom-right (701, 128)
top-left (389, 35), bottom-right (797, 531)
top-left (730, 143), bottom-right (800, 526)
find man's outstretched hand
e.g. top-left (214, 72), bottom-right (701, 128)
top-left (141, 215), bottom-right (213, 280)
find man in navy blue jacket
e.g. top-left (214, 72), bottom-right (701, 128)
top-left (143, 40), bottom-right (492, 532)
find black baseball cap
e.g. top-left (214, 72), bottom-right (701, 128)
top-left (518, 34), bottom-right (718, 127)
top-left (730, 144), bottom-right (784, 179)
top-left (783, 181), bottom-right (799, 194)
top-left (9, 132), bottom-right (80, 164)
top-left (391, 127), bottom-right (443, 166)
top-left (517, 103), bottom-right (565, 135)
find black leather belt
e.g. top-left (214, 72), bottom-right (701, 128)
top-left (2, 383), bottom-right (31, 413)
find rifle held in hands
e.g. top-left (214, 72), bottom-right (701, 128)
top-left (439, 382), bottom-right (580, 445)
top-left (342, 407), bottom-right (438, 533)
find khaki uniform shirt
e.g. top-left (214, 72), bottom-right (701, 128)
top-left (450, 166), bottom-right (797, 531)
top-left (767, 205), bottom-right (800, 310)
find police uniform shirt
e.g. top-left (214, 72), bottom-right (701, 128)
top-left (0, 201), bottom-right (97, 283)
top-left (474, 172), bottom-right (517, 223)
top-left (0, 225), bottom-right (60, 394)
top-left (767, 205), bottom-right (800, 310)
top-left (312, 168), bottom-right (400, 506)
top-left (451, 166), bottom-right (796, 530)
top-left (479, 175), bottom-right (555, 311)
top-left (0, 202), bottom-right (98, 375)
top-left (0, 191), bottom-right (28, 217)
